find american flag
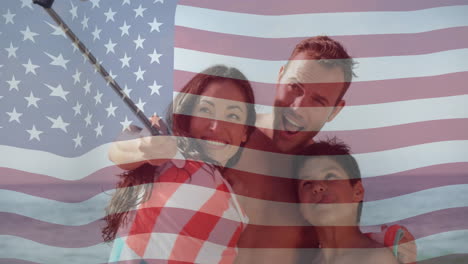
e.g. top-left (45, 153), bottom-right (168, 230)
top-left (1, 0), bottom-right (468, 263)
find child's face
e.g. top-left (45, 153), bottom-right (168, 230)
top-left (297, 157), bottom-right (363, 226)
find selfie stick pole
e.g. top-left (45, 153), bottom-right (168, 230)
top-left (33, 0), bottom-right (161, 136)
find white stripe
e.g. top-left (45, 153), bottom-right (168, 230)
top-left (2, 184), bottom-right (468, 226)
top-left (176, 5), bottom-right (468, 38)
top-left (1, 229), bottom-right (467, 263)
top-left (174, 47), bottom-right (468, 83)
top-left (1, 140), bottom-right (467, 180)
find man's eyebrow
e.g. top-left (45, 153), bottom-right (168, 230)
top-left (227, 105), bottom-right (244, 112)
top-left (200, 99), bottom-right (214, 107)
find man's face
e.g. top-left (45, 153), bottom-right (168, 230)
top-left (273, 52), bottom-right (346, 153)
top-left (297, 157), bottom-right (363, 226)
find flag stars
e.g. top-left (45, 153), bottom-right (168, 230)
top-left (24, 92), bottom-right (41, 108)
top-left (106, 70), bottom-right (117, 85)
top-left (90, 0), bottom-right (101, 9)
top-left (136, 98), bottom-right (146, 112)
top-left (105, 102), bottom-right (118, 117)
top-left (122, 0), bottom-right (131, 5)
top-left (148, 49), bottom-right (162, 64)
top-left (119, 21), bottom-right (131, 36)
top-left (45, 21), bottom-right (67, 38)
top-left (81, 14), bottom-right (89, 30)
top-left (72, 101), bottom-right (82, 116)
top-left (22, 59), bottom-right (40, 75)
top-left (122, 85), bottom-right (132, 98)
top-left (26, 125), bottom-right (43, 141)
top-left (3, 9), bottom-right (16, 24)
top-left (5, 43), bottom-right (18, 58)
top-left (134, 66), bottom-right (145, 82)
top-left (21, 26), bottom-right (39, 43)
top-left (7, 75), bottom-right (21, 91)
top-left (120, 116), bottom-right (133, 131)
top-left (84, 112), bottom-right (93, 127)
top-left (83, 80), bottom-right (92, 95)
top-left (154, 0), bottom-right (164, 3)
top-left (94, 90), bottom-right (103, 105)
top-left (94, 122), bottom-right (104, 137)
top-left (69, 2), bottom-right (78, 20)
top-left (133, 34), bottom-right (145, 50)
top-left (104, 8), bottom-right (117, 22)
top-left (45, 83), bottom-right (69, 101)
top-left (149, 81), bottom-right (162, 96)
top-left (120, 53), bottom-right (132, 68)
top-left (105, 38), bottom-right (117, 54)
top-left (20, 0), bottom-right (34, 9)
top-left (45, 52), bottom-right (70, 70)
top-left (72, 69), bottom-right (82, 84)
top-left (7, 108), bottom-right (23, 123)
top-left (92, 26), bottom-right (102, 41)
top-left (47, 116), bottom-right (70, 133)
top-left (73, 133), bottom-right (83, 148)
top-left (148, 18), bottom-right (163, 32)
top-left (134, 5), bottom-right (146, 18)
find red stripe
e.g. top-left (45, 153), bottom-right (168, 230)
top-left (3, 207), bottom-right (467, 248)
top-left (175, 26), bottom-right (468, 60)
top-left (178, 0), bottom-right (468, 15)
top-left (174, 70), bottom-right (468, 106)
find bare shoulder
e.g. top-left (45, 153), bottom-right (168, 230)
top-left (367, 247), bottom-right (399, 264)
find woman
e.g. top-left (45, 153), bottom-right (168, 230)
top-left (103, 65), bottom-right (256, 264)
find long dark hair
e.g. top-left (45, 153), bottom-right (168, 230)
top-left (102, 65), bottom-right (256, 242)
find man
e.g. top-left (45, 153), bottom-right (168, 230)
top-left (295, 139), bottom-right (398, 264)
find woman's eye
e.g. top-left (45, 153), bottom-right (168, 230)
top-left (199, 107), bottom-right (212, 114)
top-left (227, 113), bottom-right (240, 120)
top-left (325, 173), bottom-right (336, 180)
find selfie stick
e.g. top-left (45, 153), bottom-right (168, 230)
top-left (33, 0), bottom-right (162, 136)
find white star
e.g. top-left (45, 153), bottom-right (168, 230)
top-left (104, 38), bottom-right (117, 54)
top-left (94, 90), bottom-right (103, 105)
top-left (81, 14), bottom-right (89, 30)
top-left (148, 49), bottom-right (162, 64)
top-left (120, 116), bottom-right (133, 132)
top-left (45, 52), bottom-right (69, 70)
top-left (84, 112), bottom-right (93, 127)
top-left (69, 2), bottom-right (78, 20)
top-left (83, 80), bottom-right (92, 95)
top-left (106, 70), bottom-right (117, 85)
top-left (20, 0), bottom-right (34, 9)
top-left (72, 101), bottom-right (82, 116)
top-left (24, 91), bottom-right (41, 108)
top-left (148, 80), bottom-right (162, 95)
top-left (135, 98), bottom-right (146, 112)
top-left (45, 21), bottom-right (67, 38)
top-left (45, 83), bottom-right (69, 101)
top-left (122, 0), bottom-right (131, 5)
top-left (133, 34), bottom-right (145, 50)
top-left (21, 26), bottom-right (39, 43)
top-left (7, 108), bottom-right (22, 123)
top-left (119, 53), bottom-right (131, 68)
top-left (7, 75), bottom-right (21, 91)
top-left (122, 85), bottom-right (132, 98)
top-left (148, 17), bottom-right (163, 32)
top-left (91, 26), bottom-right (102, 41)
top-left (3, 9), bottom-right (15, 24)
top-left (71, 39), bottom-right (79, 53)
top-left (90, 0), bottom-right (100, 9)
top-left (104, 8), bottom-right (116, 22)
top-left (26, 125), bottom-right (43, 141)
top-left (94, 122), bottom-right (104, 137)
top-left (73, 133), bottom-right (83, 148)
top-left (47, 116), bottom-right (70, 132)
top-left (134, 5), bottom-right (146, 18)
top-left (119, 21), bottom-right (131, 36)
top-left (5, 42), bottom-right (18, 58)
top-left (134, 66), bottom-right (145, 82)
top-left (154, 0), bottom-right (164, 3)
top-left (94, 60), bottom-right (102, 73)
top-left (105, 102), bottom-right (118, 117)
top-left (72, 69), bottom-right (81, 84)
top-left (22, 59), bottom-right (40, 75)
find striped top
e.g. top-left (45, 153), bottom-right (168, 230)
top-left (108, 160), bottom-right (249, 264)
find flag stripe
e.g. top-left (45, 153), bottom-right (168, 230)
top-left (175, 26), bottom-right (468, 60)
top-left (175, 5), bottom-right (468, 38)
top-left (178, 0), bottom-right (468, 15)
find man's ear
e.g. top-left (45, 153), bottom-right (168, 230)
top-left (352, 180), bottom-right (364, 202)
top-left (327, 99), bottom-right (345, 122)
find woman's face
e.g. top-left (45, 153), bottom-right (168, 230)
top-left (189, 81), bottom-right (249, 166)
